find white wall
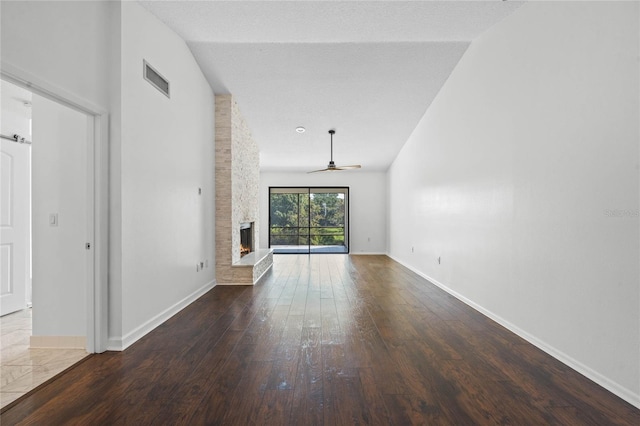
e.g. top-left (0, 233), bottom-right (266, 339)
top-left (117, 2), bottom-right (215, 347)
top-left (388, 1), bottom-right (639, 406)
top-left (1, 1), bottom-right (114, 343)
top-left (31, 94), bottom-right (88, 337)
top-left (260, 171), bottom-right (387, 254)
top-left (2, 0), bottom-right (117, 351)
top-left (0, 1), bottom-right (113, 110)
top-left (1, 1), bottom-right (216, 350)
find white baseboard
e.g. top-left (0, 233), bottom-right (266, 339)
top-left (387, 254), bottom-right (640, 409)
top-left (31, 335), bottom-right (86, 349)
top-left (350, 252), bottom-right (387, 255)
top-left (107, 280), bottom-right (216, 351)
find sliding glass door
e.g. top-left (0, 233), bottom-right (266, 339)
top-left (269, 187), bottom-right (349, 254)
top-left (269, 188), bottom-right (310, 252)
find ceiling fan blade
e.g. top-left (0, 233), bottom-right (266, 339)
top-left (335, 165), bottom-right (362, 170)
top-left (307, 168), bottom-right (331, 174)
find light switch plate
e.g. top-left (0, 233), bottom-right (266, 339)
top-left (49, 213), bottom-right (58, 227)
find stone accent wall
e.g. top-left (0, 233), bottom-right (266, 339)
top-left (231, 99), bottom-right (260, 259)
top-left (215, 94), bottom-right (262, 284)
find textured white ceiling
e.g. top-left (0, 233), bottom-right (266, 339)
top-left (139, 1), bottom-right (523, 172)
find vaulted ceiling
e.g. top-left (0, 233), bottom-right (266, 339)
top-left (139, 1), bottom-right (523, 172)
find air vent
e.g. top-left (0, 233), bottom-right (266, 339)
top-left (143, 60), bottom-right (170, 98)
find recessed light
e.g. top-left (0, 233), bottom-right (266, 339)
top-left (295, 127), bottom-right (306, 133)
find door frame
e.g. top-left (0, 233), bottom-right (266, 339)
top-left (1, 65), bottom-right (108, 353)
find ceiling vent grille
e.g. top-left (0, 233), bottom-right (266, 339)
top-left (143, 60), bottom-right (170, 98)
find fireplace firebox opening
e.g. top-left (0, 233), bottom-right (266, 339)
top-left (240, 222), bottom-right (254, 258)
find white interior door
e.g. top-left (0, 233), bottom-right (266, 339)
top-left (0, 138), bottom-right (30, 316)
top-left (31, 93), bottom-right (89, 341)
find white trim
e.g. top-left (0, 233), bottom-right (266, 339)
top-left (1, 63), bottom-right (106, 116)
top-left (85, 115), bottom-right (96, 353)
top-left (92, 109), bottom-right (109, 353)
top-left (1, 62), bottom-right (109, 355)
top-left (107, 280), bottom-right (216, 351)
top-left (387, 254), bottom-right (640, 409)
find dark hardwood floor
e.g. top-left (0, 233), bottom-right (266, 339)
top-left (2, 255), bottom-right (638, 425)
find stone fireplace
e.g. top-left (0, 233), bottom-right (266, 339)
top-left (215, 95), bottom-right (273, 285)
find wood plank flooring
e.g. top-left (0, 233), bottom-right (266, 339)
top-left (2, 254), bottom-right (638, 425)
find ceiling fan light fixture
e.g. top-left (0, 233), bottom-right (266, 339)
top-left (307, 129), bottom-right (362, 173)
top-left (295, 126), bottom-right (306, 133)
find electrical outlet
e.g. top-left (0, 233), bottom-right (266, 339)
top-left (438, 256), bottom-right (441, 264)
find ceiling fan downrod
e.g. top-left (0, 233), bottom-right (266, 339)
top-left (329, 129), bottom-right (335, 168)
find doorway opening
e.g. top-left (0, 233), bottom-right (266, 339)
top-left (269, 187), bottom-right (349, 254)
top-left (1, 67), bottom-right (108, 357)
top-left (0, 76), bottom-right (101, 406)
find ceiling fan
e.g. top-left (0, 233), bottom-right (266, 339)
top-left (308, 130), bottom-right (362, 173)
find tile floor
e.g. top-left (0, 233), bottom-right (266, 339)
top-left (1, 309), bottom-right (88, 409)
